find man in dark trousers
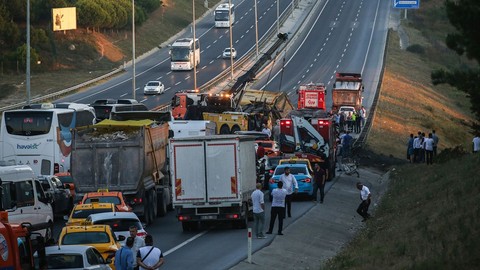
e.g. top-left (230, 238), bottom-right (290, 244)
top-left (266, 181), bottom-right (287, 235)
top-left (356, 182), bottom-right (372, 222)
top-left (312, 163), bottom-right (326, 203)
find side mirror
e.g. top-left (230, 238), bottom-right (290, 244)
top-left (117, 235), bottom-right (126, 241)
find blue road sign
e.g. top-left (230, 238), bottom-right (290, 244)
top-left (393, 0), bottom-right (420, 9)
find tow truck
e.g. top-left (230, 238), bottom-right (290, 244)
top-left (0, 179), bottom-right (49, 269)
top-left (170, 90), bottom-right (233, 120)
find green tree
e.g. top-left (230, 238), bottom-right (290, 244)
top-left (16, 44), bottom-right (40, 70)
top-left (77, 0), bottom-right (108, 31)
top-left (431, 0), bottom-right (480, 128)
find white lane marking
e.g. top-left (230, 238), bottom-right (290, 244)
top-left (140, 98), bottom-right (147, 103)
top-left (120, 93), bottom-right (128, 97)
top-left (164, 231), bottom-right (209, 256)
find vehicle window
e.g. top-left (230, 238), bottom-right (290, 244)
top-left (51, 177), bottom-right (63, 188)
top-left (41, 159), bottom-right (51, 176)
top-left (269, 158), bottom-right (282, 167)
top-left (46, 254), bottom-right (84, 269)
top-left (94, 218), bottom-right (142, 232)
top-left (1, 182), bottom-right (15, 209)
top-left (76, 110), bottom-right (96, 127)
top-left (4, 111), bottom-right (53, 135)
top-left (35, 180), bottom-right (47, 202)
top-left (40, 181), bottom-right (51, 192)
top-left (15, 181), bottom-right (35, 207)
top-left (262, 143), bottom-right (273, 148)
top-left (72, 208), bottom-right (113, 218)
top-left (57, 112), bottom-right (74, 128)
top-left (93, 105), bottom-right (113, 120)
top-left (274, 167), bottom-right (307, 176)
top-left (147, 82), bottom-right (159, 86)
top-left (62, 232), bottom-right (110, 245)
top-left (92, 248), bottom-right (106, 264)
top-left (84, 196), bottom-right (121, 205)
top-left (57, 175), bottom-right (73, 184)
top-left (86, 248), bottom-right (102, 265)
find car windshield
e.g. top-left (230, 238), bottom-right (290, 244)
top-left (72, 208), bottom-right (113, 219)
top-left (62, 232), bottom-right (110, 245)
top-left (93, 218), bottom-right (142, 232)
top-left (84, 196), bottom-right (121, 205)
top-left (262, 143), bottom-right (273, 148)
top-left (45, 254), bottom-right (84, 269)
top-left (274, 166), bottom-right (307, 176)
top-left (268, 157), bottom-right (284, 167)
top-left (57, 175), bottom-right (73, 184)
top-left (147, 82), bottom-right (159, 86)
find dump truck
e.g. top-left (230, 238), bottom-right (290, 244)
top-left (331, 72), bottom-right (364, 112)
top-left (170, 135), bottom-right (257, 231)
top-left (71, 119), bottom-right (172, 225)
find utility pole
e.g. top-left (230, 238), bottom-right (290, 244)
top-left (26, 0), bottom-right (31, 105)
top-left (193, 0), bottom-right (197, 90)
top-left (229, 0), bottom-right (234, 80)
top-left (132, 0), bottom-right (136, 100)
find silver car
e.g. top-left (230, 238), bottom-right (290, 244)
top-left (35, 245), bottom-right (112, 269)
top-left (143, 81), bottom-right (165, 95)
top-left (86, 212), bottom-right (147, 246)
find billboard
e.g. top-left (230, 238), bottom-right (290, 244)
top-left (52, 7), bottom-right (77, 31)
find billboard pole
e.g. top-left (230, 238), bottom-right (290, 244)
top-left (26, 0), bottom-right (31, 105)
top-left (132, 0), bottom-right (136, 100)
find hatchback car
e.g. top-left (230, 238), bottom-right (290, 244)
top-left (81, 190), bottom-right (132, 212)
top-left (222, 47), bottom-right (237, 59)
top-left (86, 212), bottom-right (147, 245)
top-left (144, 81), bottom-right (165, 95)
top-left (35, 245), bottom-right (112, 270)
top-left (65, 202), bottom-right (115, 225)
top-left (58, 224), bottom-right (123, 269)
top-left (269, 164), bottom-right (313, 200)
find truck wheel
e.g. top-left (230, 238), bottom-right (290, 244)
top-left (219, 125), bottom-right (230, 134)
top-left (143, 194), bottom-right (152, 225)
top-left (237, 203), bottom-right (248, 229)
top-left (151, 191), bottom-right (158, 220)
top-left (157, 195), bottom-right (167, 217)
top-left (45, 222), bottom-right (54, 242)
top-left (148, 192), bottom-right (156, 224)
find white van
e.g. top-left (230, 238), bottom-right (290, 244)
top-left (0, 164), bottom-right (54, 240)
top-left (169, 120), bottom-right (216, 138)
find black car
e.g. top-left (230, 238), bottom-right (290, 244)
top-left (38, 175), bottom-right (73, 215)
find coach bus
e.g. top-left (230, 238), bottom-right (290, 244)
top-left (0, 103), bottom-right (96, 176)
top-left (214, 3), bottom-right (235, 28)
top-left (169, 38), bottom-right (200, 71)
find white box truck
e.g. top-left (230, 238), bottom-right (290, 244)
top-left (170, 135), bottom-right (257, 231)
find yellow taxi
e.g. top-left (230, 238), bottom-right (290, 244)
top-left (279, 157), bottom-right (314, 173)
top-left (58, 223), bottom-right (124, 269)
top-left (81, 189), bottom-right (132, 212)
top-left (65, 202), bottom-right (115, 225)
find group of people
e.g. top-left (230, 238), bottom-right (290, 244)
top-left (406, 130), bottom-right (439, 165)
top-left (251, 164), bottom-right (327, 238)
top-left (334, 106), bottom-right (367, 134)
top-left (114, 226), bottom-right (164, 270)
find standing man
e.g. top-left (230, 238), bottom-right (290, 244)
top-left (432, 130), bottom-right (439, 156)
top-left (312, 163), bottom-right (326, 203)
top-left (341, 131), bottom-right (353, 158)
top-left (424, 133), bottom-right (435, 165)
top-left (115, 237), bottom-right (135, 270)
top-left (266, 181), bottom-right (287, 235)
top-left (356, 182), bottom-right (371, 222)
top-left (261, 123), bottom-right (272, 139)
top-left (473, 133), bottom-right (480, 153)
top-left (280, 167), bottom-right (298, 218)
top-left (129, 225), bottom-right (145, 269)
top-left (272, 119), bottom-right (281, 142)
top-left (251, 183), bottom-right (266, 239)
top-left (137, 235), bottom-right (164, 270)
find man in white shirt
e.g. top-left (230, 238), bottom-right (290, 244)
top-left (266, 181), bottom-right (287, 235)
top-left (137, 235), bottom-right (164, 270)
top-left (423, 133), bottom-right (435, 165)
top-left (129, 225), bottom-right (145, 269)
top-left (356, 182), bottom-right (371, 222)
top-left (261, 124), bottom-right (272, 138)
top-left (280, 167), bottom-right (298, 218)
top-left (251, 183), bottom-right (266, 239)
top-left (473, 134), bottom-right (480, 153)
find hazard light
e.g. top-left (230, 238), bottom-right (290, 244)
top-left (303, 178), bottom-right (311, 183)
top-left (178, 215), bottom-right (190, 221)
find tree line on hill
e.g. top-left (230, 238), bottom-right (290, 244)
top-left (431, 0), bottom-right (480, 129)
top-left (0, 0), bottom-right (162, 71)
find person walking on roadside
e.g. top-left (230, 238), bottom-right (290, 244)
top-left (432, 130), bottom-right (439, 156)
top-left (356, 182), bottom-right (371, 222)
top-left (473, 134), bottom-right (480, 153)
top-left (280, 167), bottom-right (298, 218)
top-left (407, 133), bottom-right (414, 163)
top-left (137, 235), bottom-right (164, 270)
top-left (266, 181), bottom-right (287, 235)
top-left (251, 183), bottom-right (266, 239)
top-left (424, 133), bottom-right (435, 165)
top-left (129, 225), bottom-right (145, 269)
top-left (312, 163), bottom-right (326, 203)
top-left (115, 237), bottom-right (135, 270)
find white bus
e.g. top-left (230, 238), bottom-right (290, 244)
top-left (214, 3), bottom-right (235, 28)
top-left (170, 38), bottom-right (200, 71)
top-left (0, 103), bottom-right (96, 176)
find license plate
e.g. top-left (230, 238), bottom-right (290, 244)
top-left (200, 215), bottom-right (217, 220)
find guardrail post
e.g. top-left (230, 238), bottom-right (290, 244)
top-left (247, 227), bottom-right (252, 263)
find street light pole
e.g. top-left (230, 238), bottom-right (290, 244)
top-left (132, 0), bottom-right (136, 100)
top-left (26, 0), bottom-right (31, 105)
top-left (254, 0), bottom-right (259, 59)
top-left (276, 0), bottom-right (279, 34)
top-left (192, 0), bottom-right (197, 90)
top-left (228, 0), bottom-right (234, 80)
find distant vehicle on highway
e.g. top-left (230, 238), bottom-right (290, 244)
top-left (144, 81), bottom-right (165, 95)
top-left (222, 47), bottom-right (237, 59)
top-left (338, 106), bottom-right (356, 115)
top-left (35, 245), bottom-right (112, 270)
top-left (269, 163), bottom-right (313, 201)
top-left (170, 38), bottom-right (200, 71)
top-left (214, 3), bottom-right (235, 27)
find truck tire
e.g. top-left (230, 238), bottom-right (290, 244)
top-left (219, 125), bottom-right (230, 134)
top-left (157, 194), bottom-right (167, 217)
top-left (151, 191), bottom-right (158, 219)
top-left (149, 191), bottom-right (156, 224)
top-left (236, 203), bottom-right (248, 229)
top-left (45, 222), bottom-right (54, 242)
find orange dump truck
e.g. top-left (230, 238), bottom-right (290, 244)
top-left (331, 72), bottom-right (364, 112)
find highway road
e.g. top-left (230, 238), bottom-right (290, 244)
top-left (52, 0), bottom-right (391, 269)
top-left (57, 0), bottom-right (294, 109)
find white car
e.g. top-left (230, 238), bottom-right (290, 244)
top-left (338, 106), bottom-right (356, 115)
top-left (143, 81), bottom-right (165, 95)
top-left (222, 47), bottom-right (237, 59)
top-left (86, 212), bottom-right (147, 245)
top-left (35, 245), bottom-right (112, 269)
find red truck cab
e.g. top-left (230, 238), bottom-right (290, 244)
top-left (297, 83), bottom-right (326, 110)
